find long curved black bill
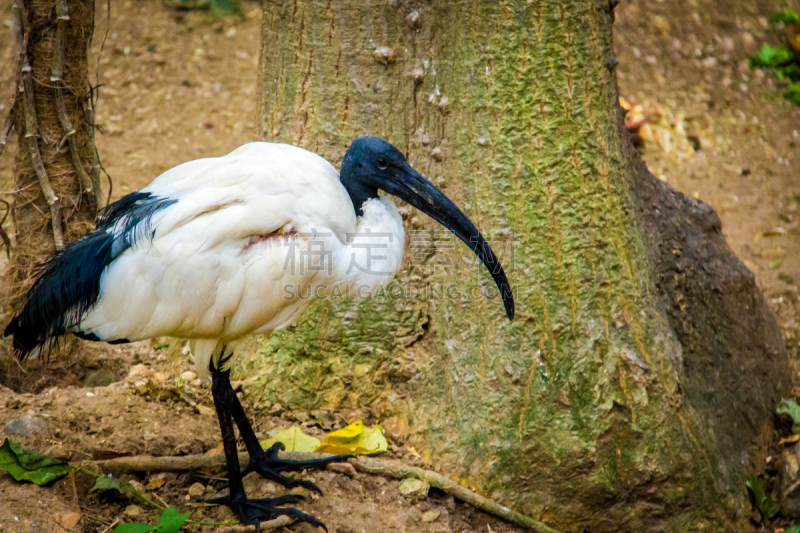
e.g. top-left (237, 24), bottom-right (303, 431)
top-left (383, 165), bottom-right (515, 320)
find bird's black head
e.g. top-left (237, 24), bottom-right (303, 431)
top-left (340, 136), bottom-right (515, 321)
top-left (340, 136), bottom-right (408, 216)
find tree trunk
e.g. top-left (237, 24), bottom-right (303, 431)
top-left (7, 0), bottom-right (100, 309)
top-left (243, 0), bottom-right (789, 529)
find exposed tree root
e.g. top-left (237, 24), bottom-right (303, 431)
top-left (87, 452), bottom-right (561, 533)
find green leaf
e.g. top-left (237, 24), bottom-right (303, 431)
top-left (154, 507), bottom-right (189, 533)
top-left (777, 398), bottom-right (800, 432)
top-left (786, 521), bottom-right (800, 533)
top-left (751, 44), bottom-right (796, 68)
top-left (771, 9), bottom-right (800, 25)
top-left (0, 439), bottom-right (70, 485)
top-left (746, 475), bottom-right (780, 520)
top-left (785, 82), bottom-right (800, 105)
top-left (113, 524), bottom-right (155, 533)
top-left (91, 475), bottom-right (140, 496)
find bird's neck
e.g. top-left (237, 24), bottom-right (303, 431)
top-left (344, 182), bottom-right (380, 217)
top-left (339, 155), bottom-right (379, 217)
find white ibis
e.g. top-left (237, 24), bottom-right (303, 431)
top-left (5, 136), bottom-right (514, 530)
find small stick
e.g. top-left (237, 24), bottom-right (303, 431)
top-left (0, 95), bottom-right (16, 159)
top-left (69, 469), bottom-right (83, 528)
top-left (99, 517), bottom-right (119, 533)
top-left (0, 198), bottom-right (12, 257)
top-left (89, 452), bottom-right (561, 533)
top-left (51, 0), bottom-right (97, 215)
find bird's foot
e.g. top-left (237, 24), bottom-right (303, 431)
top-left (242, 442), bottom-right (354, 493)
top-left (206, 493), bottom-right (327, 532)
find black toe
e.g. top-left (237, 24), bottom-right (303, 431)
top-left (207, 493), bottom-right (326, 532)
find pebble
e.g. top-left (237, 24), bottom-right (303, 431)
top-left (124, 504), bottom-right (143, 518)
top-left (4, 414), bottom-right (47, 436)
top-left (181, 370), bottom-right (197, 382)
top-left (421, 509), bottom-right (441, 522)
top-left (81, 367), bottom-right (117, 387)
top-left (445, 495), bottom-right (456, 513)
top-left (399, 478), bottom-right (430, 500)
top-left (54, 511), bottom-right (81, 529)
top-left (196, 404), bottom-right (215, 416)
top-left (188, 482), bottom-right (206, 499)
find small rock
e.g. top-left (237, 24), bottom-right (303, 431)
top-left (421, 509), bottom-right (440, 522)
top-left (128, 480), bottom-right (146, 495)
top-left (134, 380), bottom-right (150, 395)
top-left (399, 478), bottom-right (430, 500)
top-left (4, 396), bottom-right (24, 409)
top-left (430, 147), bottom-right (443, 162)
top-left (406, 9), bottom-right (421, 29)
top-left (81, 367), bottom-right (117, 388)
top-left (4, 414), bottom-right (47, 436)
top-left (124, 505), bottom-right (143, 518)
top-left (444, 495), bottom-right (456, 513)
top-left (373, 46), bottom-right (396, 65)
top-left (188, 482), bottom-right (206, 499)
top-left (196, 404), bottom-right (215, 416)
top-left (55, 511), bottom-right (81, 529)
top-left (216, 504), bottom-right (236, 521)
top-left (191, 378), bottom-right (202, 387)
top-left (181, 370), bottom-right (197, 382)
top-left (701, 56), bottom-right (717, 68)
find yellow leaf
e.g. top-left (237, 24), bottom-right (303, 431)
top-left (259, 426), bottom-right (321, 453)
top-left (315, 421), bottom-right (388, 456)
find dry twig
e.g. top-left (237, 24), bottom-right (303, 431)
top-left (89, 452), bottom-right (561, 533)
top-left (0, 96), bottom-right (15, 159)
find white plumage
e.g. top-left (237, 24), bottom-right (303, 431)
top-left (79, 142), bottom-right (405, 377)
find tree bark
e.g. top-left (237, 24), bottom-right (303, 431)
top-left (7, 0), bottom-right (99, 310)
top-left (244, 0), bottom-right (788, 530)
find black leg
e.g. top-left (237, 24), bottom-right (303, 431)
top-left (209, 368), bottom-right (329, 532)
top-left (222, 376), bottom-right (353, 494)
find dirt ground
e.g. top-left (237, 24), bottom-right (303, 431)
top-left (1, 0), bottom-right (799, 531)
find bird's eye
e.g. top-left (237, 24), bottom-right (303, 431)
top-left (377, 157), bottom-right (388, 169)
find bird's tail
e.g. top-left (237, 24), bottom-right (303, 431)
top-left (4, 232), bottom-right (115, 360)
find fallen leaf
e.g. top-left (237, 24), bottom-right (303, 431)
top-left (785, 520), bottom-right (800, 533)
top-left (0, 439), bottom-right (71, 485)
top-left (145, 478), bottom-right (166, 490)
top-left (747, 474), bottom-right (780, 520)
top-left (778, 398), bottom-right (800, 433)
top-left (315, 420), bottom-right (388, 456)
top-left (780, 434), bottom-right (800, 445)
top-left (91, 475), bottom-right (141, 497)
top-left (260, 426), bottom-right (321, 453)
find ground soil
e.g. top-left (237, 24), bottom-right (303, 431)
top-left (0, 0), bottom-right (799, 531)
